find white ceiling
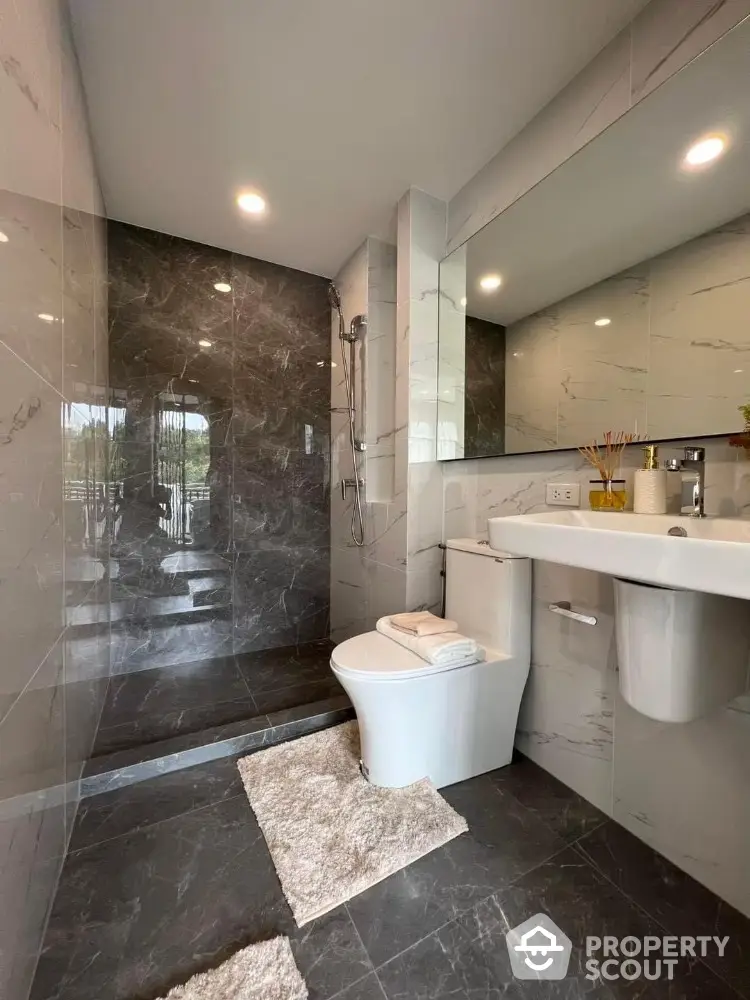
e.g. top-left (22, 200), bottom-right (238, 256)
top-left (68, 0), bottom-right (648, 277)
top-left (460, 17), bottom-right (750, 326)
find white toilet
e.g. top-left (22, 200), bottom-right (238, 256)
top-left (330, 538), bottom-right (532, 789)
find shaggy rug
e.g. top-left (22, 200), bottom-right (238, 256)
top-left (157, 937), bottom-right (306, 1000)
top-left (237, 721), bottom-right (468, 925)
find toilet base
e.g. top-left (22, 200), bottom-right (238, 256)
top-left (336, 653), bottom-right (530, 789)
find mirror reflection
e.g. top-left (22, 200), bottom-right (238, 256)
top-left (438, 19), bottom-right (750, 460)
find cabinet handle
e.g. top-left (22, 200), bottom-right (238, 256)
top-left (548, 601), bottom-right (597, 626)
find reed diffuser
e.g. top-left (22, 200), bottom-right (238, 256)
top-left (578, 430), bottom-right (639, 511)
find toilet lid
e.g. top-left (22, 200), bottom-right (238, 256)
top-left (331, 631), bottom-right (476, 680)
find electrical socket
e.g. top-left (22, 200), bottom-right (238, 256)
top-left (546, 483), bottom-right (580, 507)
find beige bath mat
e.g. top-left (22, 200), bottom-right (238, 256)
top-left (237, 721), bottom-right (468, 925)
top-left (158, 936), bottom-right (306, 999)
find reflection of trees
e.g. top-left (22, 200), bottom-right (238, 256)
top-left (162, 426), bottom-right (210, 484)
top-left (64, 418), bottom-right (108, 483)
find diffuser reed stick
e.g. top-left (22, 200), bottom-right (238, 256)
top-left (577, 430), bottom-right (639, 481)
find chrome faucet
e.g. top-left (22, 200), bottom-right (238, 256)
top-left (679, 446), bottom-right (706, 518)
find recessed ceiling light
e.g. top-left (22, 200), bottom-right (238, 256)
top-left (236, 191), bottom-right (267, 215)
top-left (734, 369), bottom-right (743, 374)
top-left (479, 273), bottom-right (502, 292)
top-left (594, 317), bottom-right (611, 327)
top-left (38, 313), bottom-right (56, 323)
top-left (460, 296), bottom-right (467, 308)
top-left (198, 339), bottom-right (213, 348)
top-left (0, 231), bottom-right (8, 243)
top-left (683, 134), bottom-right (726, 168)
top-left (214, 282), bottom-right (231, 293)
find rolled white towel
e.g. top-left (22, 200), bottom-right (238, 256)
top-left (376, 616), bottom-right (485, 666)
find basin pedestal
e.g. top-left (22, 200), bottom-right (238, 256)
top-left (614, 578), bottom-right (750, 723)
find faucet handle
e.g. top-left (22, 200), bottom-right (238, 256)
top-left (683, 447), bottom-right (705, 462)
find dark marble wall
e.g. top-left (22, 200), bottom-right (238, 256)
top-left (107, 222), bottom-right (331, 668)
top-left (465, 315), bottom-right (506, 456)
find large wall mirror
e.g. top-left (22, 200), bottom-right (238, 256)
top-left (438, 19), bottom-right (750, 460)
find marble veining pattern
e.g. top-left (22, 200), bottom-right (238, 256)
top-left (0, 1), bottom-right (108, 996)
top-left (498, 218), bottom-right (750, 453)
top-left (442, 435), bottom-right (750, 915)
top-left (107, 221), bottom-right (332, 667)
top-left (31, 750), bottom-right (750, 1000)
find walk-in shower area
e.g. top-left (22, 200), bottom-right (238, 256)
top-left (70, 221), bottom-right (344, 765)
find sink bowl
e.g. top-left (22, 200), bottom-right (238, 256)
top-left (488, 510), bottom-right (750, 600)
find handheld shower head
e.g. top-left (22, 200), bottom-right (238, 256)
top-left (328, 282), bottom-right (342, 312)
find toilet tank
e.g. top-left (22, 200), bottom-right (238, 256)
top-left (445, 539), bottom-right (531, 657)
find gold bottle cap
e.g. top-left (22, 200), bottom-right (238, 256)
top-left (642, 444), bottom-right (659, 470)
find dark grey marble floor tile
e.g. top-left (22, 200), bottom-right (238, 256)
top-left (81, 699), bottom-right (353, 798)
top-left (347, 774), bottom-right (565, 968)
top-left (577, 821), bottom-right (750, 997)
top-left (236, 638), bottom-right (335, 694)
top-left (110, 619), bottom-right (235, 675)
top-left (376, 917), bottom-right (533, 1000)
top-left (449, 845), bottom-right (738, 999)
top-left (100, 654), bottom-right (251, 729)
top-left (31, 794), bottom-right (292, 1000)
top-left (488, 754), bottom-right (608, 843)
top-left (99, 695), bottom-right (259, 751)
top-left (251, 675), bottom-right (343, 715)
top-left (93, 695), bottom-right (258, 756)
top-left (331, 972), bottom-right (388, 999)
top-left (289, 905), bottom-right (373, 1000)
top-left (68, 758), bottom-right (245, 853)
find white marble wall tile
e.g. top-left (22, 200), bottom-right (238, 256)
top-left (613, 693), bottom-right (750, 916)
top-left (527, 562), bottom-right (617, 814)
top-left (0, 0), bottom-right (63, 205)
top-left (364, 557), bottom-right (408, 627)
top-left (0, 189), bottom-right (63, 390)
top-left (442, 459), bottom-right (478, 540)
top-left (647, 214), bottom-right (750, 437)
top-left (630, 0), bottom-right (750, 103)
top-left (365, 238), bottom-right (397, 502)
top-left (0, 4), bottom-right (106, 994)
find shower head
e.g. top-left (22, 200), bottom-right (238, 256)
top-left (328, 282), bottom-right (342, 313)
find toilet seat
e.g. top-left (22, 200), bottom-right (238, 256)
top-left (331, 631), bottom-right (490, 681)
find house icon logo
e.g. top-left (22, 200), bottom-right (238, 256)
top-left (506, 913), bottom-right (572, 980)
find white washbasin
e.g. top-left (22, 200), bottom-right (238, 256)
top-left (488, 510), bottom-right (750, 600)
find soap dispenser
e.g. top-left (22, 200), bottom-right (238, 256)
top-left (633, 445), bottom-right (667, 514)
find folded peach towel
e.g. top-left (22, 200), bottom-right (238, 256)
top-left (376, 617), bottom-right (484, 666)
top-left (388, 611), bottom-right (458, 637)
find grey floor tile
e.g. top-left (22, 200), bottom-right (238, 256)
top-left (377, 844), bottom-right (739, 1000)
top-left (577, 821), bottom-right (750, 997)
top-left (31, 794), bottom-right (291, 1000)
top-left (68, 757), bottom-right (245, 853)
top-left (330, 973), bottom-right (387, 999)
top-left (236, 639), bottom-right (335, 694)
top-left (99, 656), bottom-right (252, 728)
top-left (93, 695), bottom-right (258, 755)
top-left (376, 918), bottom-right (532, 1000)
top-left (489, 754), bottom-right (608, 843)
top-left (347, 773), bottom-right (565, 968)
top-left (453, 845), bottom-right (738, 999)
top-left (252, 675), bottom-right (343, 715)
top-left (289, 905), bottom-right (373, 1000)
